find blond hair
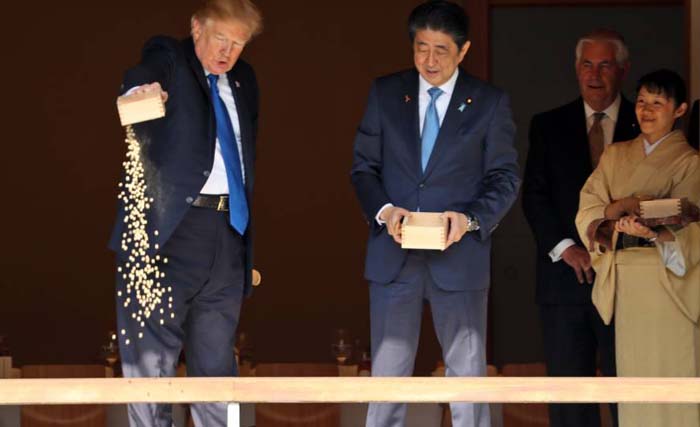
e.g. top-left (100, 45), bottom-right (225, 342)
top-left (192, 0), bottom-right (263, 37)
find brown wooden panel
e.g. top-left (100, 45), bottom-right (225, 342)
top-left (685, 0), bottom-right (691, 92)
top-left (20, 365), bottom-right (107, 427)
top-left (255, 363), bottom-right (340, 427)
top-left (490, 0), bottom-right (681, 6)
top-left (501, 364), bottom-right (549, 427)
top-left (463, 0), bottom-right (491, 80)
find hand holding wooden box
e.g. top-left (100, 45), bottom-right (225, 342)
top-left (401, 212), bottom-right (448, 251)
top-left (639, 198), bottom-right (700, 227)
top-left (117, 89), bottom-right (166, 126)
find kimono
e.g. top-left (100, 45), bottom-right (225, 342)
top-left (576, 130), bottom-right (700, 427)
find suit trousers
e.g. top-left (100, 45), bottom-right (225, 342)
top-left (116, 207), bottom-right (245, 427)
top-left (366, 251), bottom-right (490, 427)
top-left (540, 304), bottom-right (617, 427)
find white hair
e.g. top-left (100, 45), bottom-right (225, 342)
top-left (575, 37), bottom-right (629, 65)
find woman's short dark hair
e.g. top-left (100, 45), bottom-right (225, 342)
top-left (408, 1), bottom-right (470, 49)
top-left (636, 69), bottom-right (687, 106)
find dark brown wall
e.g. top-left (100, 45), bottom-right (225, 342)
top-left (1, 0), bottom-right (484, 374)
top-left (2, 0), bottom-right (688, 374)
top-left (1, 1), bottom-right (195, 365)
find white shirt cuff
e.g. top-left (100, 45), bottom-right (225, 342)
top-left (549, 238), bottom-right (576, 262)
top-left (375, 203), bottom-right (394, 226)
top-left (657, 241), bottom-right (686, 276)
top-left (124, 86), bottom-right (139, 96)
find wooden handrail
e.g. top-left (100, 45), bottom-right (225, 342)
top-left (1, 377), bottom-right (699, 405)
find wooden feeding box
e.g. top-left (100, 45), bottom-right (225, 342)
top-left (117, 90), bottom-right (166, 126)
top-left (401, 212), bottom-right (448, 251)
top-left (640, 198), bottom-right (682, 219)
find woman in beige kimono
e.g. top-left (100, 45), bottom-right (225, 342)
top-left (576, 69), bottom-right (700, 426)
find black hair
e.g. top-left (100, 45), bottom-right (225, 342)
top-left (408, 1), bottom-right (469, 49)
top-left (636, 69), bottom-right (687, 107)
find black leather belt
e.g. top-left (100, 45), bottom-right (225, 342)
top-left (192, 195), bottom-right (229, 212)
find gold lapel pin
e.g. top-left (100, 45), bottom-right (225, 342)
top-left (405, 95), bottom-right (411, 103)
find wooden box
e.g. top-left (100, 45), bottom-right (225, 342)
top-left (401, 212), bottom-right (447, 251)
top-left (117, 90), bottom-right (166, 126)
top-left (640, 198), bottom-right (682, 219)
top-left (639, 197), bottom-right (699, 226)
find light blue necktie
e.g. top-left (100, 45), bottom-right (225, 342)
top-left (207, 74), bottom-right (249, 235)
top-left (421, 87), bottom-right (443, 171)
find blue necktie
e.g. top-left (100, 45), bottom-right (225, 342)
top-left (421, 87), bottom-right (443, 171)
top-left (208, 74), bottom-right (249, 235)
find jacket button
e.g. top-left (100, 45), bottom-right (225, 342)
top-left (186, 196), bottom-right (194, 204)
top-left (203, 170), bottom-right (210, 177)
top-left (419, 183), bottom-right (425, 189)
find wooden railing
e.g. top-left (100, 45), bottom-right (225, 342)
top-left (2, 377), bottom-right (699, 426)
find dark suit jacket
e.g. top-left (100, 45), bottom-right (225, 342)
top-left (522, 97), bottom-right (638, 305)
top-left (108, 36), bottom-right (259, 293)
top-left (689, 100), bottom-right (698, 150)
top-left (351, 69), bottom-right (520, 291)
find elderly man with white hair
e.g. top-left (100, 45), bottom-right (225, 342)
top-left (522, 29), bottom-right (639, 427)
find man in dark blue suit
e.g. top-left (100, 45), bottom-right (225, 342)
top-left (351, 2), bottom-right (519, 426)
top-left (108, 1), bottom-right (261, 426)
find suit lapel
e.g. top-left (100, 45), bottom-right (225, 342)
top-left (183, 38), bottom-right (217, 159)
top-left (184, 38), bottom-right (211, 101)
top-left (613, 96), bottom-right (639, 142)
top-left (570, 96), bottom-right (639, 174)
top-left (400, 71), bottom-right (421, 179)
top-left (568, 98), bottom-right (594, 172)
top-left (422, 69), bottom-right (473, 180)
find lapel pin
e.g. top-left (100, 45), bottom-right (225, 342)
top-left (458, 98), bottom-right (473, 112)
top-left (235, 81), bottom-right (241, 88)
top-left (404, 95), bottom-right (411, 103)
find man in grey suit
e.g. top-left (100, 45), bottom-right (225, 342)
top-left (351, 1), bottom-right (520, 426)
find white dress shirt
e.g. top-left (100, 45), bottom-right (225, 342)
top-left (583, 95), bottom-right (621, 147)
top-left (375, 69), bottom-right (459, 224)
top-left (200, 71), bottom-right (246, 195)
top-left (418, 68), bottom-right (459, 134)
top-left (549, 95), bottom-right (622, 261)
top-left (126, 73), bottom-right (246, 195)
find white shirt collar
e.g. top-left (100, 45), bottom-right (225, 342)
top-left (643, 131), bottom-right (674, 154)
top-left (203, 69), bottom-right (228, 81)
top-left (584, 94), bottom-right (621, 122)
top-left (418, 68), bottom-right (459, 98)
